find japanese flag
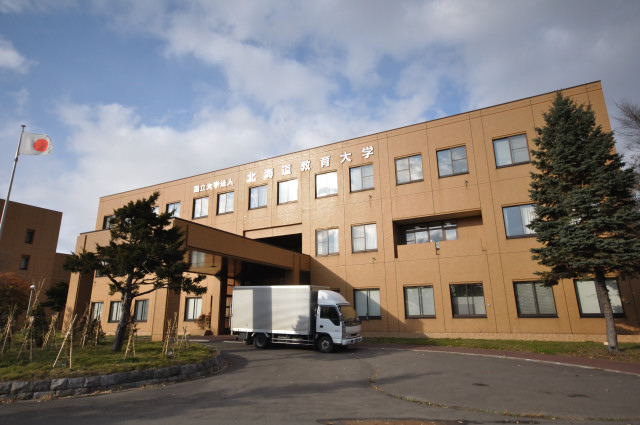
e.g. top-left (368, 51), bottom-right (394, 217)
top-left (19, 132), bottom-right (53, 155)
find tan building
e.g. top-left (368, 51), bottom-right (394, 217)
top-left (0, 199), bottom-right (70, 314)
top-left (63, 81), bottom-right (640, 343)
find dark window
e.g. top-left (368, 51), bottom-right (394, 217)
top-left (493, 134), bottom-right (530, 167)
top-left (217, 192), bottom-right (234, 215)
top-left (395, 155), bottom-right (423, 184)
top-left (450, 283), bottom-right (486, 317)
top-left (404, 286), bottom-right (435, 317)
top-left (354, 289), bottom-right (381, 319)
top-left (503, 204), bottom-right (536, 238)
top-left (437, 146), bottom-right (468, 177)
top-left (350, 164), bottom-right (374, 192)
top-left (514, 281), bottom-right (557, 317)
top-left (574, 279), bottom-right (624, 317)
top-left (25, 229), bottom-right (35, 244)
top-left (249, 185), bottom-right (268, 209)
top-left (103, 215), bottom-right (115, 229)
top-left (320, 306), bottom-right (340, 326)
top-left (19, 255), bottom-right (30, 270)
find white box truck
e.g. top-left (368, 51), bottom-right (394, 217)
top-left (230, 285), bottom-right (362, 353)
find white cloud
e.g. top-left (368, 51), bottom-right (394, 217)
top-left (0, 37), bottom-right (32, 73)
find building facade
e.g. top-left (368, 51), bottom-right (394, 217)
top-left (63, 81), bottom-right (640, 343)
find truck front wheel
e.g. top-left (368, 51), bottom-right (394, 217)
top-left (253, 333), bottom-right (270, 349)
top-left (317, 335), bottom-right (334, 353)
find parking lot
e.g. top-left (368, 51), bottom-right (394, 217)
top-left (1, 340), bottom-right (639, 425)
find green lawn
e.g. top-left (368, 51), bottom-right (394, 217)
top-left (364, 337), bottom-right (640, 364)
top-left (0, 337), bottom-right (213, 382)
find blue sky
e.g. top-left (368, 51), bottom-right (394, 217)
top-left (1, 0), bottom-right (640, 253)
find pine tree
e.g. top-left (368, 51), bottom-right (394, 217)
top-left (529, 92), bottom-right (640, 352)
top-left (64, 192), bottom-right (206, 352)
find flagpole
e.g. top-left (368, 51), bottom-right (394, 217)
top-left (0, 125), bottom-right (26, 243)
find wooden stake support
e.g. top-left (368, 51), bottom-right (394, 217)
top-left (53, 314), bottom-right (76, 368)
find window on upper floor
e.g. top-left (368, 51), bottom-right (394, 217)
top-left (354, 288), bottom-right (381, 319)
top-left (25, 229), bottom-right (35, 244)
top-left (316, 228), bottom-right (339, 256)
top-left (278, 179), bottom-right (298, 204)
top-left (437, 146), bottom-right (468, 177)
top-left (493, 134), bottom-right (530, 167)
top-left (349, 164), bottom-right (374, 192)
top-left (404, 286), bottom-right (436, 318)
top-left (249, 185), bottom-right (268, 209)
top-left (217, 191), bottom-right (234, 215)
top-left (503, 204), bottom-right (536, 238)
top-left (103, 215), bottom-right (115, 229)
top-left (395, 154), bottom-right (423, 184)
top-left (513, 281), bottom-right (557, 317)
top-left (166, 202), bottom-right (181, 218)
top-left (19, 255), bottom-right (30, 270)
top-left (152, 206), bottom-right (159, 215)
top-left (403, 220), bottom-right (457, 245)
top-left (192, 197), bottom-right (209, 219)
top-left (351, 223), bottom-right (377, 253)
top-left (450, 283), bottom-right (486, 317)
top-left (574, 279), bottom-right (624, 317)
top-left (316, 171), bottom-right (338, 198)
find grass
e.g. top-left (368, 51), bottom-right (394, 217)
top-left (364, 337), bottom-right (640, 364)
top-left (0, 337), bottom-right (213, 382)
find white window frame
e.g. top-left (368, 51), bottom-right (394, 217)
top-left (351, 223), bottom-right (377, 253)
top-left (193, 196), bottom-right (209, 219)
top-left (503, 204), bottom-right (536, 238)
top-left (316, 171), bottom-right (338, 198)
top-left (278, 179), bottom-right (298, 204)
top-left (395, 154), bottom-right (423, 185)
top-left (217, 191), bottom-right (234, 215)
top-left (349, 164), bottom-right (374, 192)
top-left (316, 228), bottom-right (339, 256)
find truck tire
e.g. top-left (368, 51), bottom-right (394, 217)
top-left (253, 333), bottom-right (270, 349)
top-left (317, 335), bottom-right (334, 353)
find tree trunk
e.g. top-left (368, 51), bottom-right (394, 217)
top-left (112, 292), bottom-right (132, 352)
top-left (594, 270), bottom-right (619, 353)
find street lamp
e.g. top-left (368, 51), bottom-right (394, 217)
top-left (27, 284), bottom-right (36, 314)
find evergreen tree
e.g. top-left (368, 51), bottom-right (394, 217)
top-left (64, 192), bottom-right (206, 352)
top-left (529, 92), bottom-right (640, 352)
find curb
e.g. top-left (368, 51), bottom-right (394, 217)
top-left (0, 351), bottom-right (225, 402)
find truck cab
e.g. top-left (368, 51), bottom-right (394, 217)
top-left (315, 290), bottom-right (362, 353)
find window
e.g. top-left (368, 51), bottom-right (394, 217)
top-left (350, 164), bottom-right (374, 192)
top-left (19, 255), bottom-right (30, 270)
top-left (351, 223), bottom-right (377, 253)
top-left (192, 197), bottom-right (209, 218)
top-left (503, 204), bottom-right (536, 238)
top-left (437, 146), bottom-right (468, 177)
top-left (103, 215), bottom-right (115, 229)
top-left (354, 289), bottom-right (381, 319)
top-left (514, 282), bottom-right (557, 317)
top-left (493, 134), bottom-right (530, 167)
top-left (25, 229), bottom-right (35, 244)
top-left (404, 286), bottom-right (436, 317)
top-left (134, 299), bottom-right (149, 322)
top-left (152, 206), bottom-right (159, 215)
top-left (166, 202), bottom-right (181, 217)
top-left (91, 302), bottom-right (103, 320)
top-left (316, 171), bottom-right (338, 198)
top-left (185, 297), bottom-right (202, 321)
top-left (109, 301), bottom-right (122, 322)
top-left (217, 192), bottom-right (234, 215)
top-left (450, 283), bottom-right (486, 317)
top-left (320, 306), bottom-right (340, 326)
top-left (249, 185), bottom-right (268, 209)
top-left (278, 179), bottom-right (298, 204)
top-left (316, 228), bottom-right (339, 256)
top-left (403, 221), bottom-right (457, 244)
top-left (575, 279), bottom-right (624, 317)
top-left (395, 155), bottom-right (423, 184)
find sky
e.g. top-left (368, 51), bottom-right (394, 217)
top-left (1, 0), bottom-right (640, 253)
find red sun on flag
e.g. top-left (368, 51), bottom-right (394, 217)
top-left (33, 139), bottom-right (49, 152)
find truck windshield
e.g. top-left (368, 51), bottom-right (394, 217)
top-left (338, 305), bottom-right (360, 326)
